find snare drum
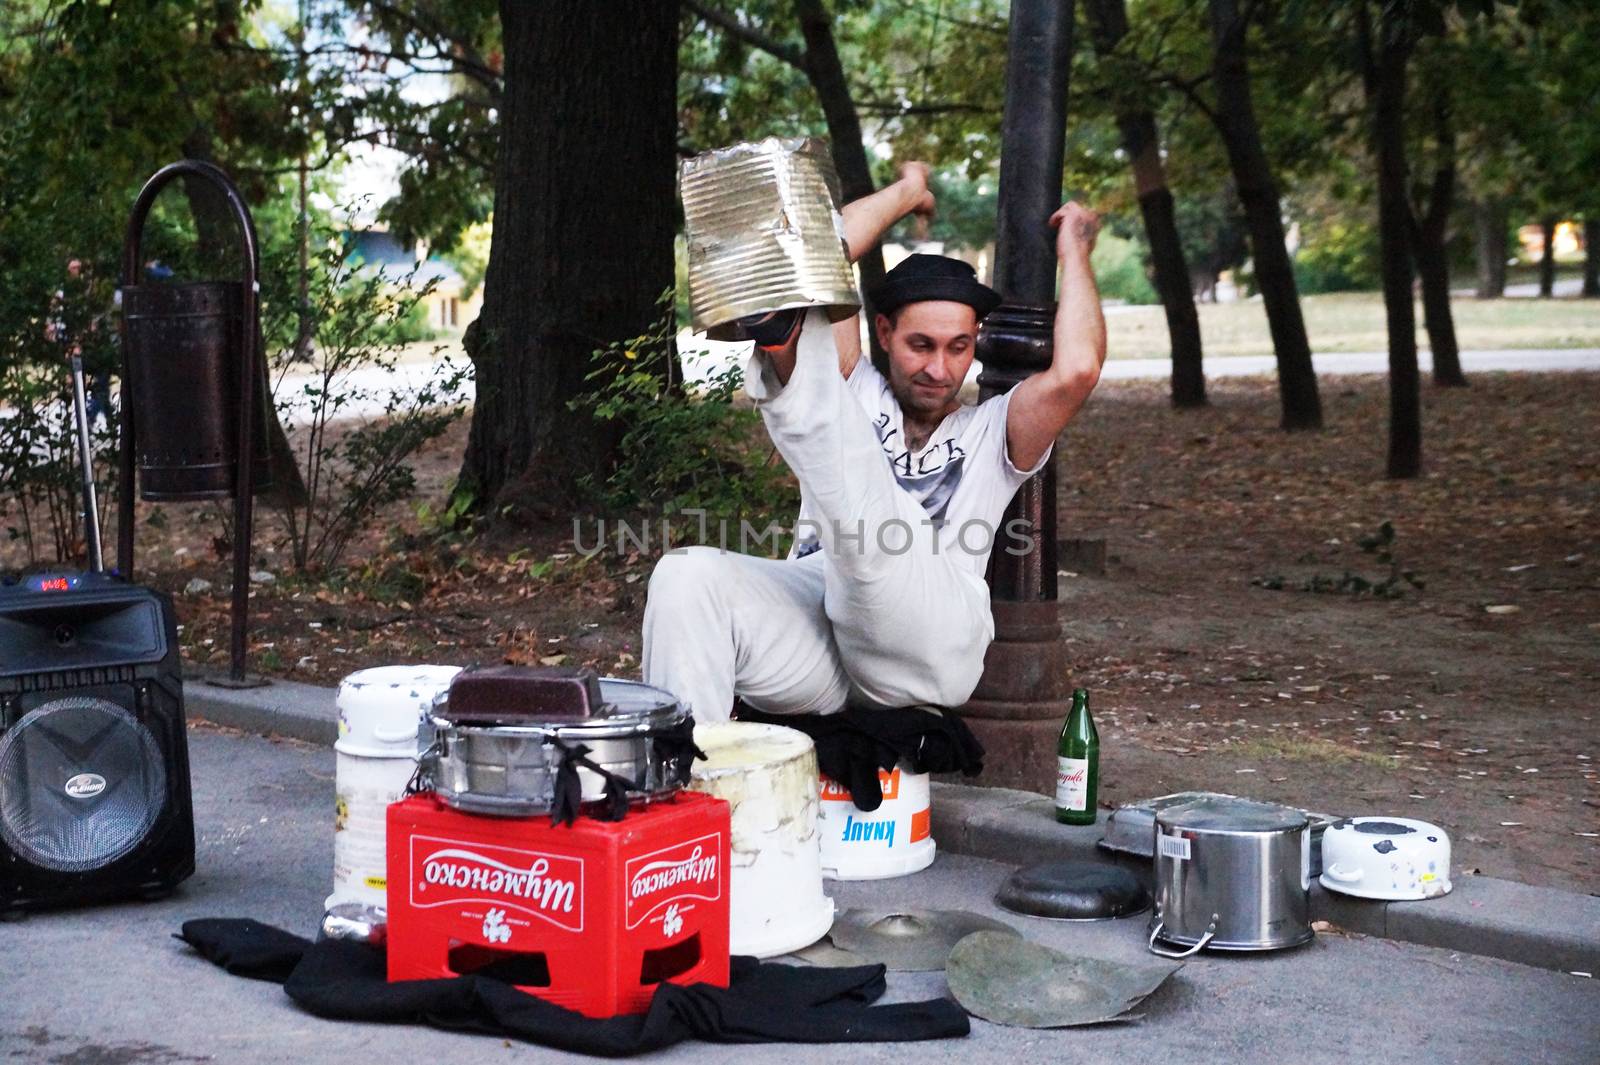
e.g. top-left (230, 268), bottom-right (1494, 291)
top-left (685, 722), bottom-right (835, 957)
top-left (422, 676), bottom-right (693, 817)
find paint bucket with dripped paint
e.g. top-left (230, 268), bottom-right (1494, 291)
top-left (684, 722), bottom-right (835, 957)
top-left (817, 763), bottom-right (935, 880)
top-left (328, 665), bottom-right (461, 915)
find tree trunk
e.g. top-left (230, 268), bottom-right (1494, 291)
top-left (1085, 0), bottom-right (1205, 408)
top-left (459, 2), bottom-right (678, 511)
top-left (1539, 215), bottom-right (1557, 297)
top-left (795, 0), bottom-right (887, 371)
top-left (1585, 218), bottom-right (1600, 298)
top-left (1123, 115), bottom-right (1206, 408)
top-left (1208, 0), bottom-right (1321, 430)
top-left (1414, 237), bottom-right (1463, 387)
top-left (1367, 5), bottom-right (1420, 479)
top-left (1411, 100), bottom-right (1465, 387)
top-left (1472, 198), bottom-right (1507, 298)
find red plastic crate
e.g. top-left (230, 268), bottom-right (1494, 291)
top-left (386, 791), bottom-right (730, 1018)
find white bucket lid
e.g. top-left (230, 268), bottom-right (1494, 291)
top-left (336, 665), bottom-right (462, 757)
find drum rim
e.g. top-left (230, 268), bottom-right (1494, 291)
top-left (426, 702), bottom-right (689, 743)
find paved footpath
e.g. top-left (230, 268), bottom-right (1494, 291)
top-left (1097, 346), bottom-right (1600, 380)
top-left (3, 727), bottom-right (1598, 1065)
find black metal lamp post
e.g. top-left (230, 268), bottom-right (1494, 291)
top-left (117, 160), bottom-right (272, 688)
top-left (961, 0), bottom-right (1076, 791)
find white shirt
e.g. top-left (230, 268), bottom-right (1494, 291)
top-left (790, 357), bottom-right (1051, 577)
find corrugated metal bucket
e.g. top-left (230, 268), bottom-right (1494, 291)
top-left (680, 138), bottom-right (860, 340)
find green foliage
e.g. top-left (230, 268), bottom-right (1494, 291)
top-left (570, 293), bottom-right (799, 536)
top-left (1294, 220), bottom-right (1381, 294)
top-left (1090, 231), bottom-right (1159, 305)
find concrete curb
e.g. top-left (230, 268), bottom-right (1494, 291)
top-left (930, 782), bottom-right (1600, 976)
top-left (186, 673), bottom-right (338, 745)
top-left (181, 679), bottom-right (1600, 976)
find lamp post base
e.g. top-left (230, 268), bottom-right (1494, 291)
top-left (958, 599), bottom-right (1073, 794)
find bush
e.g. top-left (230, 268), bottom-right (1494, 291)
top-left (0, 215), bottom-right (121, 571)
top-left (570, 293), bottom-right (799, 538)
top-left (1294, 220), bottom-right (1381, 294)
top-left (266, 210), bottom-right (469, 572)
top-left (1091, 232), bottom-right (1159, 305)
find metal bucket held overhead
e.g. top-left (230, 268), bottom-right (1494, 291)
top-left (680, 137), bottom-right (860, 340)
top-left (120, 281), bottom-right (272, 500)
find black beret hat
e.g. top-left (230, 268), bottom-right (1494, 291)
top-left (868, 253), bottom-right (1002, 319)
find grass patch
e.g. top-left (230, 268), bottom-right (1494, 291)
top-left (1234, 736), bottom-right (1398, 770)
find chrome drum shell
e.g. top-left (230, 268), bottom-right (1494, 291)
top-left (421, 679), bottom-right (690, 817)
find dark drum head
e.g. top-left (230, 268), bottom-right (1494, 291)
top-left (996, 861), bottom-right (1151, 921)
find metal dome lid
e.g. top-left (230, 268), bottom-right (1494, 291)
top-left (1157, 795), bottom-right (1309, 834)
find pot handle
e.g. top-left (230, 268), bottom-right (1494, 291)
top-left (1147, 916), bottom-right (1217, 959)
top-left (1323, 862), bottom-right (1364, 884)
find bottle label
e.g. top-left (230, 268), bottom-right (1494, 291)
top-left (1056, 756), bottom-right (1089, 811)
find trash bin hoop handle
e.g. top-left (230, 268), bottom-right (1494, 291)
top-left (118, 159), bottom-right (260, 295)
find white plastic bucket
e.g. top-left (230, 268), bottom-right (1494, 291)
top-left (328, 665), bottom-right (461, 913)
top-left (685, 722), bottom-right (835, 957)
top-left (817, 764), bottom-right (936, 880)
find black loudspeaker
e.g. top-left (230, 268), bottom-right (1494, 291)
top-left (0, 572), bottom-right (194, 913)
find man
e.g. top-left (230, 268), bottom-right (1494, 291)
top-left (644, 163), bottom-right (1106, 723)
top-left (46, 257), bottom-right (113, 425)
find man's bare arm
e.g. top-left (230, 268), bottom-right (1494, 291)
top-left (1004, 203), bottom-right (1108, 471)
top-left (829, 163), bottom-right (936, 377)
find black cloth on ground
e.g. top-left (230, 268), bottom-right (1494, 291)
top-left (176, 918), bottom-right (968, 1056)
top-left (733, 703), bottom-right (985, 811)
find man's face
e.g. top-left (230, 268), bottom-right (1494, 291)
top-left (66, 259), bottom-right (82, 279)
top-left (875, 300), bottom-right (978, 417)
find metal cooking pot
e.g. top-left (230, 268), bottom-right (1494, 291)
top-left (421, 677), bottom-right (692, 816)
top-left (1148, 796), bottom-right (1312, 957)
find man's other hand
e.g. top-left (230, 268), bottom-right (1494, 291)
top-left (898, 161), bottom-right (935, 218)
top-left (1049, 201), bottom-right (1099, 262)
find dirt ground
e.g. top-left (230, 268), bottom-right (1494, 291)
top-left (12, 369), bottom-right (1596, 893)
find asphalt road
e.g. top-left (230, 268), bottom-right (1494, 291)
top-left (3, 727), bottom-right (1597, 1064)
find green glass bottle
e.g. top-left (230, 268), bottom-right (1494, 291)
top-left (1055, 688), bottom-right (1099, 825)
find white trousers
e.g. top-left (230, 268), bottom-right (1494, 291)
top-left (642, 309), bottom-right (994, 723)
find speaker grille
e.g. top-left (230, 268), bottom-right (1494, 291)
top-left (0, 697), bottom-right (167, 873)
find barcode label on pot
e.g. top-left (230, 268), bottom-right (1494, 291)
top-left (1158, 834), bottom-right (1191, 860)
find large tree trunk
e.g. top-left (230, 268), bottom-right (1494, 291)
top-left (1085, 0), bottom-right (1205, 408)
top-left (460, 3), bottom-right (678, 510)
top-left (1208, 0), bottom-right (1321, 430)
top-left (1411, 100), bottom-right (1465, 387)
top-left (1538, 215), bottom-right (1557, 298)
top-left (1585, 218), bottom-right (1600, 298)
top-left (1367, 4), bottom-right (1420, 479)
top-left (1472, 198), bottom-right (1507, 298)
top-left (795, 0), bottom-right (888, 371)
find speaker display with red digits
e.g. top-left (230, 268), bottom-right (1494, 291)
top-left (0, 572), bottom-right (194, 914)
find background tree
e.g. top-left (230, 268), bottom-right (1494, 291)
top-left (1406, 45), bottom-right (1466, 387)
top-left (1358, 0), bottom-right (1424, 478)
top-left (1205, 0), bottom-right (1321, 429)
top-left (1083, 0), bottom-right (1206, 408)
top-left (456, 2), bottom-right (679, 511)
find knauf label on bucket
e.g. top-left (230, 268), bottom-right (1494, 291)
top-left (329, 665), bottom-right (461, 913)
top-left (817, 765), bottom-right (935, 880)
